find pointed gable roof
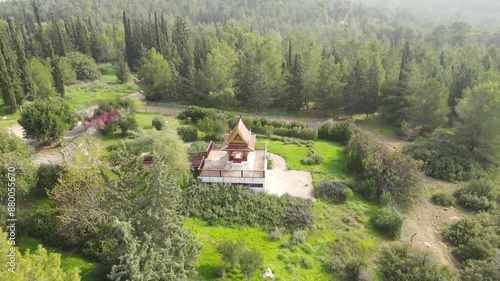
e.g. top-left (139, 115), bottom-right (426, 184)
top-left (221, 116), bottom-right (255, 152)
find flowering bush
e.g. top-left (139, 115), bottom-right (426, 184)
top-left (90, 109), bottom-right (120, 135)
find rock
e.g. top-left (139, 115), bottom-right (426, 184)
top-left (1, 116), bottom-right (6, 120)
top-left (443, 208), bottom-right (448, 211)
top-left (450, 216), bottom-right (460, 220)
top-left (439, 242), bottom-right (448, 249)
top-left (263, 268), bottom-right (275, 280)
top-left (424, 242), bottom-right (432, 248)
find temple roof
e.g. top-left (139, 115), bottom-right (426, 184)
top-left (221, 116), bottom-right (254, 151)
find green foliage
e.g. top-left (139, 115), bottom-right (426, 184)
top-left (354, 179), bottom-right (381, 203)
top-left (151, 116), bottom-right (166, 131)
top-left (378, 243), bottom-right (458, 281)
top-left (454, 178), bottom-right (499, 212)
top-left (137, 48), bottom-right (173, 101)
top-left (59, 57), bottom-right (78, 85)
top-left (461, 258), bottom-right (500, 281)
top-left (238, 247), bottom-right (264, 280)
top-left (198, 117), bottom-right (229, 141)
top-left (176, 126), bottom-right (198, 142)
top-left (36, 164), bottom-right (65, 192)
top-left (29, 58), bottom-right (56, 99)
top-left (314, 180), bottom-right (350, 204)
top-left (347, 131), bottom-right (422, 210)
top-left (455, 82), bottom-right (500, 161)
top-left (217, 239), bottom-right (244, 268)
top-left (325, 235), bottom-right (371, 280)
top-left (442, 212), bottom-right (500, 262)
top-left (115, 60), bottom-right (131, 83)
top-left (182, 183), bottom-right (314, 231)
top-left (0, 230), bottom-right (81, 281)
top-left (178, 106), bottom-right (218, 123)
top-left (66, 52), bottom-right (100, 81)
top-left (291, 230), bottom-right (307, 245)
top-left (370, 208), bottom-right (403, 239)
top-left (403, 141), bottom-right (484, 182)
top-left (301, 148), bottom-right (323, 165)
top-left (318, 119), bottom-right (358, 144)
top-left (431, 193), bottom-right (455, 207)
top-left (117, 115), bottom-right (138, 134)
top-left (18, 97), bottom-right (77, 143)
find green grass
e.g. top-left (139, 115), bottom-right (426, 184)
top-left (17, 236), bottom-right (97, 281)
top-left (264, 139), bottom-right (351, 184)
top-left (186, 196), bottom-right (382, 281)
top-left (354, 114), bottom-right (400, 139)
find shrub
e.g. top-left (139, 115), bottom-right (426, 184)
top-left (115, 60), bottom-right (131, 83)
top-left (36, 164), bottom-right (65, 192)
top-left (188, 141), bottom-right (209, 152)
top-left (301, 153), bottom-right (323, 165)
top-left (182, 183), bottom-right (314, 231)
top-left (315, 180), bottom-right (350, 204)
top-left (269, 228), bottom-right (283, 241)
top-left (454, 179), bottom-right (499, 212)
top-left (176, 126), bottom-right (198, 142)
top-left (431, 193), bottom-right (455, 207)
top-left (178, 106), bottom-right (218, 122)
top-left (326, 235), bottom-right (371, 279)
top-left (118, 115), bottom-right (138, 134)
top-left (291, 230), bottom-right (307, 245)
top-left (239, 248), bottom-right (264, 280)
top-left (398, 120), bottom-right (422, 141)
top-left (354, 179), bottom-right (380, 203)
top-left (461, 259), bottom-right (500, 281)
top-left (442, 217), bottom-right (483, 246)
top-left (371, 208), bottom-right (403, 239)
top-left (125, 130), bottom-right (140, 139)
top-left (318, 119), bottom-right (358, 144)
top-left (151, 117), bottom-right (166, 131)
top-left (403, 141), bottom-right (485, 182)
top-left (453, 238), bottom-right (498, 262)
top-left (217, 239), bottom-right (244, 268)
top-left (66, 52), bottom-right (100, 81)
top-left (380, 192), bottom-right (392, 207)
top-left (379, 243), bottom-right (457, 281)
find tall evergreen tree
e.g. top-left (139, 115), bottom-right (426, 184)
top-left (0, 39), bottom-right (18, 112)
top-left (315, 55), bottom-right (345, 115)
top-left (51, 54), bottom-right (65, 97)
top-left (236, 54), bottom-right (270, 111)
top-left (74, 18), bottom-right (90, 55)
top-left (8, 19), bottom-right (35, 101)
top-left (108, 159), bottom-right (201, 281)
top-left (285, 54), bottom-right (304, 112)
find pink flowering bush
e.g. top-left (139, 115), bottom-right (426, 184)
top-left (90, 109), bottom-right (121, 135)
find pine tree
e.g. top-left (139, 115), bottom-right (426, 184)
top-left (344, 59), bottom-right (365, 115)
top-left (108, 159), bottom-right (201, 281)
top-left (0, 31), bottom-right (23, 110)
top-left (285, 54), bottom-right (305, 112)
top-left (236, 54), bottom-right (270, 111)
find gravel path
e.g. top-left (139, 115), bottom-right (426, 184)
top-left (266, 153), bottom-right (314, 200)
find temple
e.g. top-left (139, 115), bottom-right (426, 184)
top-left (192, 116), bottom-right (268, 192)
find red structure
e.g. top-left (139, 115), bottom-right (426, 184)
top-left (221, 116), bottom-right (256, 163)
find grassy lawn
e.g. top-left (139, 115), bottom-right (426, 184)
top-left (187, 197), bottom-right (382, 281)
top-left (354, 114), bottom-right (400, 139)
top-left (66, 65), bottom-right (138, 109)
top-left (17, 236), bottom-right (97, 281)
top-left (264, 139), bottom-right (352, 184)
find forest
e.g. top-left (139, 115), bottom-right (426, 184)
top-left (0, 0), bottom-right (499, 280)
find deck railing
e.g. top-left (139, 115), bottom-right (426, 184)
top-left (199, 169), bottom-right (265, 178)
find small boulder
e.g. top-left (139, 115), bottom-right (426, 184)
top-left (263, 268), bottom-right (275, 280)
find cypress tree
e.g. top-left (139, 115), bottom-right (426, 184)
top-left (50, 52), bottom-right (65, 97)
top-left (75, 18), bottom-right (90, 55)
top-left (285, 54), bottom-right (305, 112)
top-left (0, 31), bottom-right (23, 110)
top-left (0, 39), bottom-right (18, 112)
top-left (9, 19), bottom-right (35, 102)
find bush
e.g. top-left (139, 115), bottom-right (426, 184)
top-left (301, 152), bottom-right (323, 165)
top-left (379, 243), bottom-right (457, 281)
top-left (291, 230), bottom-right (307, 245)
top-left (442, 217), bottom-right (483, 246)
top-left (118, 115), bottom-right (138, 134)
top-left (188, 142), bottom-right (209, 152)
top-left (269, 228), bottom-right (283, 241)
top-left (151, 117), bottom-right (166, 131)
top-left (178, 106), bottom-right (218, 123)
top-left (326, 235), bottom-right (371, 279)
top-left (431, 193), bottom-right (455, 207)
top-left (66, 52), bottom-right (100, 81)
top-left (354, 179), bottom-right (380, 203)
top-left (398, 120), bottom-right (422, 141)
top-left (315, 180), bottom-right (350, 204)
top-left (371, 208), bottom-right (403, 239)
top-left (318, 119), bottom-right (358, 144)
top-left (454, 179), bottom-right (499, 212)
top-left (115, 60), bottom-right (131, 83)
top-left (217, 239), bottom-right (244, 268)
top-left (453, 238), bottom-right (498, 262)
top-left (348, 132), bottom-right (422, 210)
top-left (239, 248), bottom-right (264, 280)
top-left (176, 126), bottom-right (198, 142)
top-left (461, 259), bottom-right (500, 281)
top-left (183, 183), bottom-right (314, 231)
top-left (36, 164), bottom-right (65, 193)
top-left (403, 141), bottom-right (485, 182)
